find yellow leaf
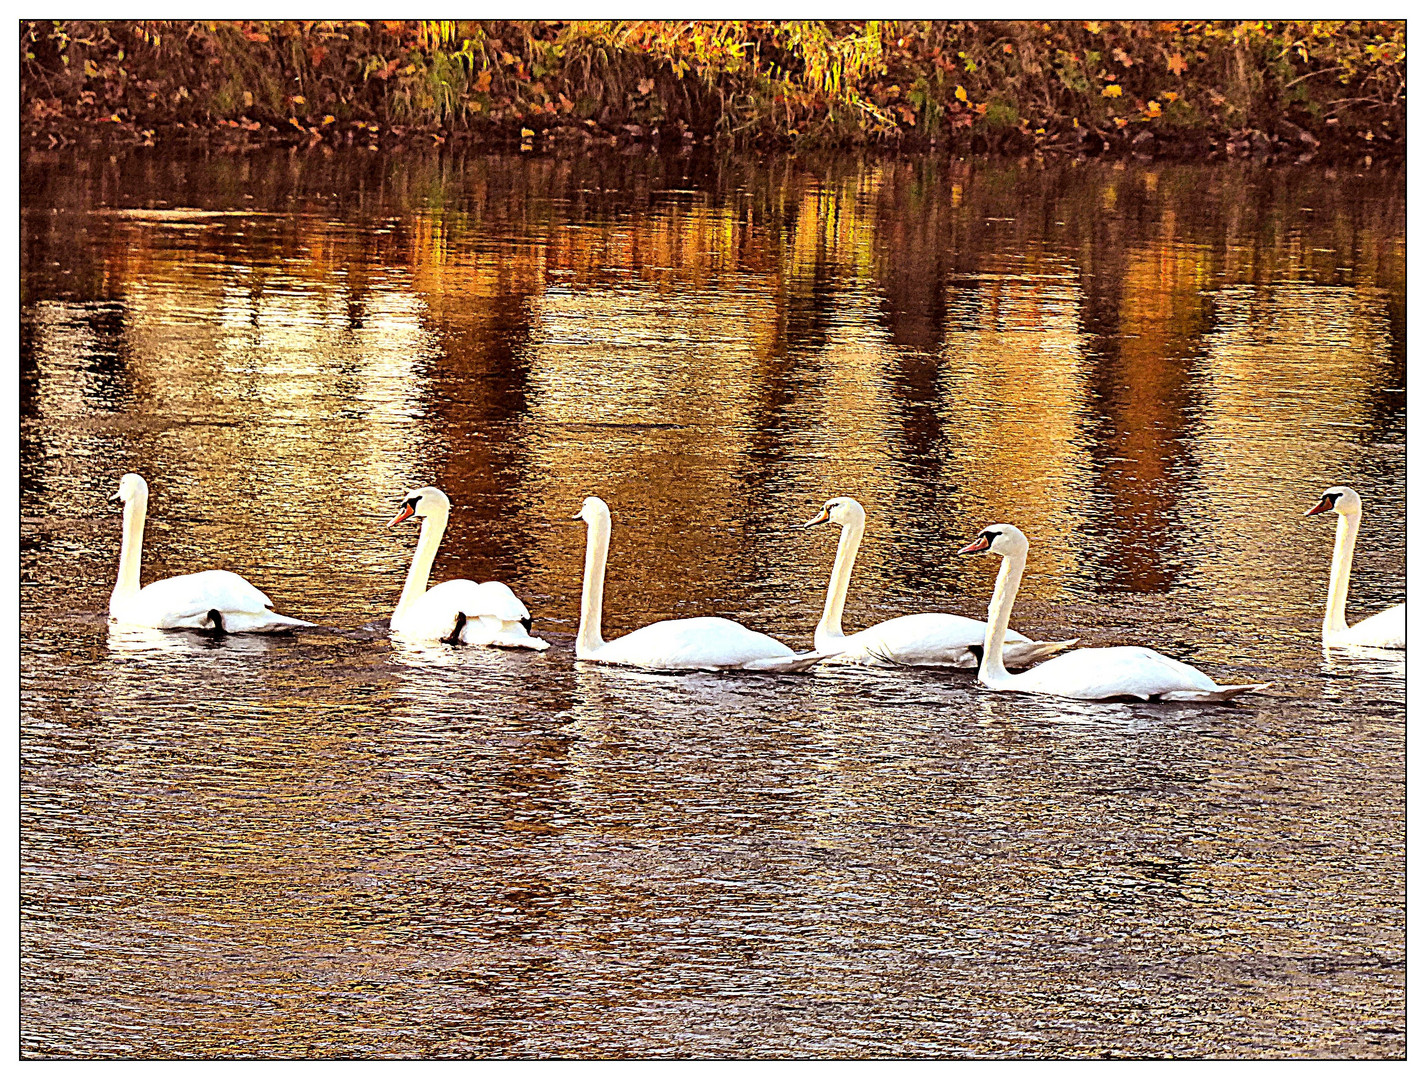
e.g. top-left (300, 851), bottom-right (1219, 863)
top-left (520, 127), bottom-right (535, 138)
top-left (1146, 101), bottom-right (1162, 117)
top-left (1102, 84), bottom-right (1123, 98)
top-left (954, 85), bottom-right (967, 102)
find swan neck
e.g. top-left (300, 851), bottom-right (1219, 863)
top-left (981, 550), bottom-right (1025, 684)
top-left (577, 514), bottom-right (609, 655)
top-left (817, 517), bottom-right (864, 642)
top-left (396, 504), bottom-right (447, 618)
top-left (111, 491), bottom-right (147, 611)
top-left (1324, 511), bottom-right (1360, 636)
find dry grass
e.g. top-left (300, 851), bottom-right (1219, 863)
top-left (20, 20), bottom-right (1405, 158)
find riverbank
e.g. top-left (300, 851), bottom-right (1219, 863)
top-left (21, 20), bottom-right (1404, 164)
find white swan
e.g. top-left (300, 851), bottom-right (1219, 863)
top-left (803, 496), bottom-right (1077, 667)
top-left (108, 472), bottom-right (312, 633)
top-left (573, 496), bottom-right (831, 672)
top-left (958, 524), bottom-right (1267, 701)
top-left (388, 487), bottom-right (549, 650)
top-left (1305, 486), bottom-right (1405, 649)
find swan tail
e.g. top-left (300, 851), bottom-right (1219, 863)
top-left (1160, 682), bottom-right (1271, 702)
top-left (261, 611), bottom-right (316, 630)
top-left (489, 632), bottom-right (551, 651)
top-left (1002, 637), bottom-right (1079, 667)
top-left (742, 650), bottom-right (840, 673)
top-left (218, 610), bottom-right (315, 633)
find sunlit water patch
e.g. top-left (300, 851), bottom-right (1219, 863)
top-left (21, 147), bottom-right (1403, 1058)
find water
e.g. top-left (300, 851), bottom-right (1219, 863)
top-left (20, 147), bottom-right (1404, 1058)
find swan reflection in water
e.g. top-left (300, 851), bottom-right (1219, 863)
top-left (1320, 644), bottom-right (1406, 687)
top-left (106, 624), bottom-right (275, 659)
top-left (965, 690), bottom-right (1223, 732)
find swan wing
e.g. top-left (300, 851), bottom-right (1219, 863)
top-left (594, 616), bottom-right (795, 670)
top-left (828, 613), bottom-right (1040, 668)
top-left (1010, 646), bottom-right (1223, 700)
top-left (398, 579), bottom-right (543, 647)
top-left (473, 580), bottom-right (534, 623)
top-left (117, 570), bottom-right (308, 629)
top-left (1336, 604), bottom-right (1405, 649)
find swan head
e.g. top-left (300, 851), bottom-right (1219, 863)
top-left (803, 496), bottom-right (865, 529)
top-left (388, 486), bottom-right (450, 527)
top-left (1305, 485), bottom-right (1362, 518)
top-left (111, 473), bottom-right (148, 504)
top-left (571, 496), bottom-right (611, 524)
top-left (957, 523), bottom-right (1028, 558)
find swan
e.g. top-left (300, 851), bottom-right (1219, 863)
top-left (803, 496), bottom-right (1077, 667)
top-left (388, 486), bottom-right (549, 649)
top-left (108, 472), bottom-right (313, 633)
top-left (572, 495), bottom-right (832, 672)
top-left (957, 524), bottom-right (1268, 701)
top-left (1305, 486), bottom-right (1405, 649)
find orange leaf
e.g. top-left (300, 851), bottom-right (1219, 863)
top-left (474, 68), bottom-right (492, 92)
top-left (1167, 53), bottom-right (1187, 76)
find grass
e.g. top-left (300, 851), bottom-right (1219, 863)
top-left (20, 20), bottom-right (1406, 160)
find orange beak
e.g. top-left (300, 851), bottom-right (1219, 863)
top-left (1304, 496), bottom-right (1334, 517)
top-left (957, 535), bottom-right (992, 555)
top-left (802, 507), bottom-right (831, 529)
top-left (387, 504), bottom-right (415, 527)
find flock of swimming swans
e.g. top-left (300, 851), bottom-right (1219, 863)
top-left (107, 473), bottom-right (1404, 703)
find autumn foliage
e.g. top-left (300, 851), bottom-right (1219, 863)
top-left (20, 20), bottom-right (1405, 159)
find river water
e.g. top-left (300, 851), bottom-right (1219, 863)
top-left (20, 146), bottom-right (1404, 1058)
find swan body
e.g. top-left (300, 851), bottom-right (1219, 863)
top-left (573, 496), bottom-right (832, 672)
top-left (108, 473), bottom-right (312, 633)
top-left (1306, 486), bottom-right (1405, 649)
top-left (958, 524), bottom-right (1267, 702)
top-left (388, 487), bottom-right (548, 649)
top-left (803, 497), bottom-right (1076, 668)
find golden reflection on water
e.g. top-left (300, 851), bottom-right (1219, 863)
top-left (20, 148), bottom-right (1403, 1057)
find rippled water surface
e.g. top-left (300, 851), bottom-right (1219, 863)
top-left (20, 147), bottom-right (1404, 1058)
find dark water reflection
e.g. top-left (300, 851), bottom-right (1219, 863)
top-left (21, 147), bottom-right (1403, 1057)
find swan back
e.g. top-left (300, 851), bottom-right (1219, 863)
top-left (589, 616), bottom-right (795, 670)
